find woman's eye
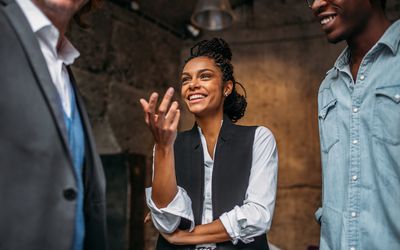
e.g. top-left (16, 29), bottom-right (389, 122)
top-left (181, 78), bottom-right (190, 84)
top-left (200, 74), bottom-right (211, 80)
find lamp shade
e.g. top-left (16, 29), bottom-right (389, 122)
top-left (191, 0), bottom-right (234, 31)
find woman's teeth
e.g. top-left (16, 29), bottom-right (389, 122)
top-left (189, 94), bottom-right (205, 101)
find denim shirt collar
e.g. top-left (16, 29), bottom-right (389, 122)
top-left (377, 19), bottom-right (400, 55)
top-left (329, 19), bottom-right (400, 74)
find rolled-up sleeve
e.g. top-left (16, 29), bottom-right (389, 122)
top-left (146, 186), bottom-right (195, 233)
top-left (219, 126), bottom-right (278, 244)
top-left (146, 145), bottom-right (195, 233)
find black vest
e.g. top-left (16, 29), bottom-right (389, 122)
top-left (156, 118), bottom-right (269, 250)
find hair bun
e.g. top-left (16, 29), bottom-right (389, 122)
top-left (190, 38), bottom-right (232, 61)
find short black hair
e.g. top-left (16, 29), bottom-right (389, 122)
top-left (380, 0), bottom-right (386, 10)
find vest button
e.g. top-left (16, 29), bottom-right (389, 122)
top-left (63, 188), bottom-right (77, 201)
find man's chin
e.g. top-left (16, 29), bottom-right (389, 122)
top-left (325, 32), bottom-right (346, 44)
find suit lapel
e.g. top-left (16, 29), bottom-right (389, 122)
top-left (2, 0), bottom-right (71, 157)
top-left (213, 115), bottom-right (234, 167)
top-left (189, 125), bottom-right (205, 225)
top-left (212, 115), bottom-right (234, 218)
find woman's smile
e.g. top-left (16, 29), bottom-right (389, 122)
top-left (181, 56), bottom-right (226, 117)
top-left (188, 93), bottom-right (208, 103)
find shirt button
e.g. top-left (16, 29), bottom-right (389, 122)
top-left (351, 212), bottom-right (357, 218)
top-left (350, 247), bottom-right (356, 250)
top-left (353, 139), bottom-right (358, 144)
top-left (352, 175), bottom-right (358, 181)
top-left (63, 188), bottom-right (77, 201)
top-left (360, 75), bottom-right (365, 80)
top-left (353, 107), bottom-right (359, 113)
top-left (395, 94), bottom-right (400, 100)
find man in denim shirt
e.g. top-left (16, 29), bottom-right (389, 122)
top-left (307, 0), bottom-right (400, 249)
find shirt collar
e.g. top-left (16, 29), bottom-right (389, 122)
top-left (332, 19), bottom-right (400, 72)
top-left (16, 0), bottom-right (52, 33)
top-left (376, 19), bottom-right (400, 55)
top-left (58, 37), bottom-right (80, 65)
top-left (333, 46), bottom-right (350, 72)
top-left (15, 0), bottom-right (80, 65)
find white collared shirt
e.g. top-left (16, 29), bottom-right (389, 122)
top-left (16, 0), bottom-right (80, 117)
top-left (146, 126), bottom-right (278, 247)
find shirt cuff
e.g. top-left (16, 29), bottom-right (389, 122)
top-left (146, 186), bottom-right (195, 233)
top-left (219, 206), bottom-right (256, 245)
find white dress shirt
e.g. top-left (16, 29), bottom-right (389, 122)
top-left (16, 0), bottom-right (80, 118)
top-left (146, 126), bottom-right (278, 248)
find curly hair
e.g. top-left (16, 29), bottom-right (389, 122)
top-left (185, 38), bottom-right (247, 123)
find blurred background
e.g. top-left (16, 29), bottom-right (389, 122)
top-left (67, 0), bottom-right (400, 249)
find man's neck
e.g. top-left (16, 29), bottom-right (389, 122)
top-left (347, 11), bottom-right (391, 79)
top-left (31, 0), bottom-right (73, 50)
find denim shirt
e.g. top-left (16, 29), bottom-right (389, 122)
top-left (316, 20), bottom-right (400, 250)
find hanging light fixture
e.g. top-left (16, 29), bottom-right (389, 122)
top-left (191, 0), bottom-right (234, 31)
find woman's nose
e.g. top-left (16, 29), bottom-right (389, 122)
top-left (188, 79), bottom-right (200, 89)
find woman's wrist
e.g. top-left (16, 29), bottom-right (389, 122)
top-left (162, 222), bottom-right (230, 245)
top-left (155, 143), bottom-right (174, 155)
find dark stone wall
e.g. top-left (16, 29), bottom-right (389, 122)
top-left (67, 2), bottom-right (184, 250)
top-left (69, 1), bottom-right (184, 156)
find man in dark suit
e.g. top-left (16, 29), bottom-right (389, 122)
top-left (0, 0), bottom-right (107, 249)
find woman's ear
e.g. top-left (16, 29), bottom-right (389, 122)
top-left (223, 80), bottom-right (234, 97)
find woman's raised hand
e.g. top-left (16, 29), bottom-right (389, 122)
top-left (140, 87), bottom-right (180, 147)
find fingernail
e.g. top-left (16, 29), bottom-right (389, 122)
top-left (167, 87), bottom-right (174, 96)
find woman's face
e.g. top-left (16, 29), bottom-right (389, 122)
top-left (180, 56), bottom-right (231, 118)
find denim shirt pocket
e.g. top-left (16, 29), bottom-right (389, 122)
top-left (373, 84), bottom-right (400, 145)
top-left (319, 96), bottom-right (339, 153)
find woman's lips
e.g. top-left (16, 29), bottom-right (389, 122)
top-left (188, 94), bottom-right (207, 103)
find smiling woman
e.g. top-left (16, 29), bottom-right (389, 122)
top-left (140, 38), bottom-right (278, 250)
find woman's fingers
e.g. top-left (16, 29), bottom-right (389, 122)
top-left (147, 92), bottom-right (159, 129)
top-left (170, 109), bottom-right (180, 130)
top-left (156, 87), bottom-right (175, 125)
top-left (144, 212), bottom-right (152, 223)
top-left (139, 98), bottom-right (150, 124)
top-left (165, 101), bottom-right (179, 125)
top-left (140, 88), bottom-right (179, 145)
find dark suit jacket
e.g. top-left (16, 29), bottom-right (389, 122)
top-left (0, 0), bottom-right (108, 249)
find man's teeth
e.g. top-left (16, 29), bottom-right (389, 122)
top-left (189, 94), bottom-right (205, 101)
top-left (321, 16), bottom-right (335, 25)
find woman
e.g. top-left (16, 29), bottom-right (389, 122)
top-left (140, 38), bottom-right (278, 250)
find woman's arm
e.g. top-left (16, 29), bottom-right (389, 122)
top-left (140, 87), bottom-right (180, 208)
top-left (142, 88), bottom-right (197, 233)
top-left (145, 186), bottom-right (195, 233)
top-left (161, 219), bottom-right (230, 245)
